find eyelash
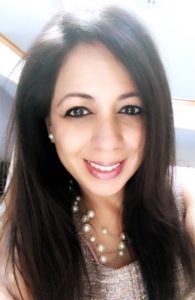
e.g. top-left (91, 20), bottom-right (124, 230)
top-left (64, 105), bottom-right (142, 118)
top-left (64, 106), bottom-right (91, 118)
top-left (119, 105), bottom-right (142, 115)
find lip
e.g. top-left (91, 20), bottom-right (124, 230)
top-left (84, 159), bottom-right (125, 180)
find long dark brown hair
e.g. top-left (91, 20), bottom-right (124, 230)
top-left (1, 5), bottom-right (195, 300)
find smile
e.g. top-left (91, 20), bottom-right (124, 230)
top-left (84, 160), bottom-right (125, 180)
top-left (88, 161), bottom-right (120, 172)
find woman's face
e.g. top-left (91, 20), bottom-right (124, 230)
top-left (48, 43), bottom-right (145, 201)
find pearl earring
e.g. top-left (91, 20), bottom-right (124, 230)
top-left (48, 133), bottom-right (54, 142)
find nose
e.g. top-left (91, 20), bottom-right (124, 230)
top-left (91, 115), bottom-right (123, 151)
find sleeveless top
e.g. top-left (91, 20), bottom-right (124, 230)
top-left (75, 175), bottom-right (195, 300)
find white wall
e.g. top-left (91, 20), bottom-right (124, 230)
top-left (135, 0), bottom-right (195, 100)
top-left (0, 80), bottom-right (15, 161)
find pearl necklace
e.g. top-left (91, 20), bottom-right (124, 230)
top-left (72, 196), bottom-right (127, 265)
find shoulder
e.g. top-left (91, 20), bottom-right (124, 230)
top-left (0, 276), bottom-right (31, 300)
top-left (176, 166), bottom-right (195, 209)
top-left (176, 166), bottom-right (195, 244)
top-left (0, 284), bottom-right (13, 300)
top-left (0, 238), bottom-right (31, 300)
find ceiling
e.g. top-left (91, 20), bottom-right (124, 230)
top-left (0, 0), bottom-right (195, 100)
top-left (0, 0), bottom-right (179, 52)
top-left (0, 0), bottom-right (64, 51)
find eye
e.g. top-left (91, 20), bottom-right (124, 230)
top-left (119, 105), bottom-right (142, 115)
top-left (64, 106), bottom-right (91, 118)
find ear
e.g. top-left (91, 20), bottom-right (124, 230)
top-left (45, 117), bottom-right (55, 143)
top-left (45, 117), bottom-right (51, 133)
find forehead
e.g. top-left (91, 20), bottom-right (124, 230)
top-left (60, 42), bottom-right (132, 76)
top-left (52, 42), bottom-right (138, 103)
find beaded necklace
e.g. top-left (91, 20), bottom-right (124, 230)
top-left (72, 196), bottom-right (127, 265)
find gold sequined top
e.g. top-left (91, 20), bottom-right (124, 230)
top-left (81, 238), bottom-right (148, 299)
top-left (76, 175), bottom-right (195, 300)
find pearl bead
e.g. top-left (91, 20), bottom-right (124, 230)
top-left (101, 227), bottom-right (108, 235)
top-left (82, 223), bottom-right (92, 233)
top-left (99, 255), bottom-right (107, 264)
top-left (120, 233), bottom-right (126, 240)
top-left (119, 250), bottom-right (124, 256)
top-left (87, 210), bottom-right (95, 219)
top-left (118, 241), bottom-right (126, 250)
top-left (73, 195), bottom-right (127, 264)
top-left (72, 205), bottom-right (78, 213)
top-left (97, 244), bottom-right (105, 253)
top-left (90, 236), bottom-right (96, 243)
top-left (82, 215), bottom-right (89, 223)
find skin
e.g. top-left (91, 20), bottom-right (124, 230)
top-left (1, 43), bottom-right (195, 297)
top-left (0, 182), bottom-right (193, 298)
top-left (47, 42), bottom-right (195, 266)
top-left (47, 42), bottom-right (145, 235)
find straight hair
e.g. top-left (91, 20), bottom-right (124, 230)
top-left (1, 5), bottom-right (195, 300)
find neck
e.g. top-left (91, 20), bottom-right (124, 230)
top-left (81, 192), bottom-right (124, 235)
top-left (72, 191), bottom-right (133, 268)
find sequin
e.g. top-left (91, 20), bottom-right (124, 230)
top-left (74, 171), bottom-right (194, 299)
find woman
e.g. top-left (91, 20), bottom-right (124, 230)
top-left (0, 5), bottom-right (195, 300)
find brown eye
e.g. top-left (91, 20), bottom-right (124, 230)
top-left (119, 105), bottom-right (142, 115)
top-left (64, 106), bottom-right (91, 118)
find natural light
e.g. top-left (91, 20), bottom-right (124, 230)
top-left (0, 39), bottom-right (24, 85)
top-left (0, 0), bottom-right (194, 131)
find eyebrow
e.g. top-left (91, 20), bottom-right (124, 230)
top-left (57, 91), bottom-right (140, 107)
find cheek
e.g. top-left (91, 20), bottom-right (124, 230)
top-left (125, 122), bottom-right (145, 152)
top-left (53, 125), bottom-right (90, 159)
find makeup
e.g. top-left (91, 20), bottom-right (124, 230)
top-left (85, 160), bottom-right (125, 180)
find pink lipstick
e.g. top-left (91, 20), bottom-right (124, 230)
top-left (84, 160), bottom-right (125, 180)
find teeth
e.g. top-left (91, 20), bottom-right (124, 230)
top-left (88, 161), bottom-right (120, 172)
